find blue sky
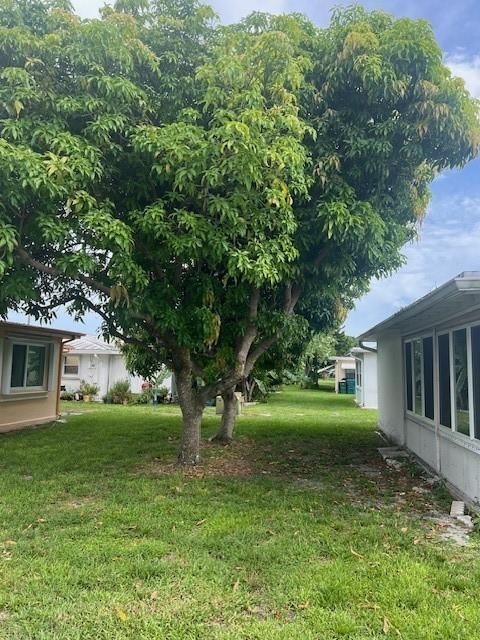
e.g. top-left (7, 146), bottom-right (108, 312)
top-left (9, 0), bottom-right (480, 338)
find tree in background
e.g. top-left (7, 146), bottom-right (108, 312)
top-left (333, 331), bottom-right (358, 357)
top-left (0, 1), bottom-right (478, 463)
top-left (300, 333), bottom-right (337, 388)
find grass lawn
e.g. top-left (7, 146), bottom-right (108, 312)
top-left (0, 387), bottom-right (479, 639)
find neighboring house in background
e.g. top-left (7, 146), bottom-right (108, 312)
top-left (351, 346), bottom-right (378, 409)
top-left (0, 322), bottom-right (82, 432)
top-left (359, 272), bottom-right (480, 505)
top-left (61, 335), bottom-right (172, 399)
top-left (332, 356), bottom-right (356, 394)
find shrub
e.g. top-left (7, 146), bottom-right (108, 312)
top-left (110, 379), bottom-right (132, 404)
top-left (79, 381), bottom-right (99, 397)
top-left (155, 386), bottom-right (169, 403)
top-left (130, 389), bottom-right (154, 405)
top-left (60, 391), bottom-right (75, 401)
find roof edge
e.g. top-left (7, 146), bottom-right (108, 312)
top-left (0, 321), bottom-right (83, 340)
top-left (357, 272), bottom-right (480, 341)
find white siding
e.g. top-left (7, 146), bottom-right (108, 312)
top-left (62, 354), bottom-right (152, 398)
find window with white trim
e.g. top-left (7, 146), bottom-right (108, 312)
top-left (356, 360), bottom-right (362, 387)
top-left (63, 355), bottom-right (79, 376)
top-left (413, 338), bottom-right (423, 416)
top-left (405, 342), bottom-right (413, 412)
top-left (423, 337), bottom-right (434, 420)
top-left (404, 335), bottom-right (434, 421)
top-left (10, 343), bottom-right (47, 390)
top-left (438, 333), bottom-right (452, 429)
top-left (471, 326), bottom-right (480, 439)
top-left (406, 323), bottom-right (480, 441)
top-left (453, 328), bottom-right (470, 436)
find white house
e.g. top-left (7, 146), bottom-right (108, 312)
top-left (351, 346), bottom-right (378, 409)
top-left (359, 272), bottom-right (480, 504)
top-left (61, 335), bottom-right (170, 398)
top-left (332, 355), bottom-right (356, 394)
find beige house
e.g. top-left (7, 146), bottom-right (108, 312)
top-left (0, 322), bottom-right (82, 432)
top-left (332, 355), bottom-right (356, 393)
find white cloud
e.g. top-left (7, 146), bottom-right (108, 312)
top-left (445, 52), bottom-right (480, 98)
top-left (346, 195), bottom-right (480, 336)
top-left (73, 0), bottom-right (103, 18)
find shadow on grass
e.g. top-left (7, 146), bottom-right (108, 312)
top-left (0, 387), bottom-right (379, 482)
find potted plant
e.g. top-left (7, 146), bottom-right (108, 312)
top-left (79, 381), bottom-right (99, 402)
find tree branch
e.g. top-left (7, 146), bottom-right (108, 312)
top-left (17, 247), bottom-right (112, 297)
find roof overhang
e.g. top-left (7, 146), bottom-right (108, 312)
top-left (0, 321), bottom-right (83, 341)
top-left (64, 348), bottom-right (120, 355)
top-left (358, 272), bottom-right (480, 341)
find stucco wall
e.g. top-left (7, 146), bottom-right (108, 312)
top-left (355, 351), bottom-right (378, 409)
top-left (405, 418), bottom-right (437, 471)
top-left (438, 432), bottom-right (480, 503)
top-left (377, 334), bottom-right (404, 443)
top-left (62, 353), bottom-right (150, 398)
top-left (0, 326), bottom-right (62, 432)
top-left (363, 352), bottom-right (378, 409)
top-left (0, 395), bottom-right (59, 432)
top-left (377, 330), bottom-right (480, 503)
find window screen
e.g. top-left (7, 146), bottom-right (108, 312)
top-left (438, 333), bottom-right (451, 429)
top-left (64, 355), bottom-right (80, 376)
top-left (11, 344), bottom-right (27, 388)
top-left (405, 342), bottom-right (413, 412)
top-left (413, 339), bottom-right (423, 415)
top-left (10, 344), bottom-right (47, 389)
top-left (471, 325), bottom-right (480, 439)
top-left (453, 328), bottom-right (470, 436)
top-left (423, 336), bottom-right (434, 420)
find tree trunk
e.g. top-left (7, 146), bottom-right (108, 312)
top-left (211, 388), bottom-right (237, 444)
top-left (178, 403), bottom-right (203, 465)
top-left (174, 357), bottom-right (204, 465)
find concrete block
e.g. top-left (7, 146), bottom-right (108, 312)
top-left (378, 447), bottom-right (409, 460)
top-left (450, 501), bottom-right (465, 517)
top-left (215, 394), bottom-right (243, 416)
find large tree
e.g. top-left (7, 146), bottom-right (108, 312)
top-left (0, 1), bottom-right (478, 464)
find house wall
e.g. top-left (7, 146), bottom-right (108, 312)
top-left (376, 334), bottom-right (404, 443)
top-left (355, 357), bottom-right (363, 406)
top-left (355, 352), bottom-right (378, 409)
top-left (377, 319), bottom-right (480, 504)
top-left (0, 326), bottom-right (62, 432)
top-left (62, 353), bottom-right (145, 398)
top-left (364, 352), bottom-right (378, 409)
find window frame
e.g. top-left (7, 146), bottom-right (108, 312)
top-left (10, 341), bottom-right (48, 392)
top-left (437, 331), bottom-right (452, 429)
top-left (404, 320), bottom-right (480, 442)
top-left (0, 336), bottom-right (54, 397)
top-left (355, 358), bottom-right (363, 389)
top-left (63, 354), bottom-right (80, 377)
top-left (404, 332), bottom-right (435, 426)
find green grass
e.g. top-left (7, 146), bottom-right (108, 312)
top-left (0, 387), bottom-right (479, 639)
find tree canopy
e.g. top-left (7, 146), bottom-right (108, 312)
top-left (0, 0), bottom-right (478, 462)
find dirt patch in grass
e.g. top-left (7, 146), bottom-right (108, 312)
top-left (59, 496), bottom-right (98, 510)
top-left (134, 437), bottom-right (260, 478)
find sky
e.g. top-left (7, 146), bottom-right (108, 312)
top-left (9, 0), bottom-right (480, 338)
